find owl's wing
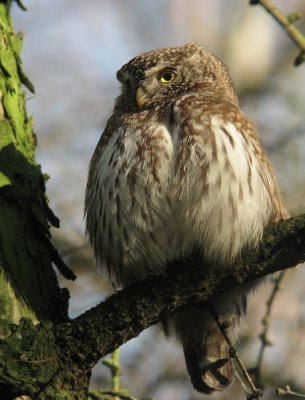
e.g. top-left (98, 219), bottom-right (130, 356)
top-left (170, 94), bottom-right (288, 260)
top-left (171, 95), bottom-right (288, 394)
top-left (85, 112), bottom-right (174, 284)
top-left (85, 117), bottom-right (116, 267)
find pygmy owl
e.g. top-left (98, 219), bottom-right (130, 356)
top-left (85, 43), bottom-right (288, 394)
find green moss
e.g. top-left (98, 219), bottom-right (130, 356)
top-left (0, 171), bottom-right (10, 188)
top-left (0, 119), bottom-right (14, 148)
top-left (0, 3), bottom-right (35, 160)
top-left (0, 1), bottom-right (69, 330)
top-left (0, 4), bottom-right (73, 397)
top-left (0, 319), bottom-right (59, 396)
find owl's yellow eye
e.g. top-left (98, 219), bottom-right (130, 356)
top-left (159, 69), bottom-right (177, 84)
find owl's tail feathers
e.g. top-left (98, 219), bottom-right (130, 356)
top-left (183, 330), bottom-right (234, 394)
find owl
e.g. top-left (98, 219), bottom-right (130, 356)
top-left (85, 42), bottom-right (288, 394)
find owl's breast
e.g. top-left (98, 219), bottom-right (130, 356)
top-left (86, 104), bottom-right (282, 286)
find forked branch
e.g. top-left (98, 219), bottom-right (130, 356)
top-left (250, 0), bottom-right (305, 65)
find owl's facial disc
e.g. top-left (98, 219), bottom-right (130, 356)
top-left (135, 87), bottom-right (147, 109)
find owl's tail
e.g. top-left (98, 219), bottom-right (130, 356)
top-left (171, 290), bottom-right (248, 393)
top-left (183, 329), bottom-right (234, 393)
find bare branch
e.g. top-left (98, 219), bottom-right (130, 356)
top-left (277, 385), bottom-right (305, 398)
top-left (250, 0), bottom-right (305, 66)
top-left (102, 349), bottom-right (122, 400)
top-left (252, 271), bottom-right (286, 386)
top-left (1, 214), bottom-right (305, 398)
top-left (207, 302), bottom-right (262, 399)
top-left (57, 215), bottom-right (305, 369)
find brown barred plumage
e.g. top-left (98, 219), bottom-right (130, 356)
top-left (85, 43), bottom-right (288, 394)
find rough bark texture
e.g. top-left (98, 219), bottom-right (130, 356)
top-left (1, 2), bottom-right (305, 400)
top-left (0, 1), bottom-right (70, 324)
top-left (0, 214), bottom-right (304, 399)
top-left (0, 2), bottom-right (71, 398)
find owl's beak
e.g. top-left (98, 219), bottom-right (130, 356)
top-left (135, 87), bottom-right (147, 109)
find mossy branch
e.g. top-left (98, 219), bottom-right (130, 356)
top-left (0, 0), bottom-right (72, 332)
top-left (61, 215), bottom-right (305, 363)
top-left (0, 214), bottom-right (305, 399)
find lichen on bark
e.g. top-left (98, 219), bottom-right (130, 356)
top-left (0, 1), bottom-right (69, 335)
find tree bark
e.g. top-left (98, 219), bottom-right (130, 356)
top-left (0, 214), bottom-right (304, 399)
top-left (0, 1), bottom-right (74, 397)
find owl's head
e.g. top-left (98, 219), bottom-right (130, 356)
top-left (115, 42), bottom-right (238, 112)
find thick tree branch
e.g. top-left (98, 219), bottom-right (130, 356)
top-left (57, 215), bottom-right (305, 368)
top-left (1, 214), bottom-right (303, 399)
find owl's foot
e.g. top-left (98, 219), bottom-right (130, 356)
top-left (200, 355), bottom-right (234, 392)
top-left (183, 331), bottom-right (234, 394)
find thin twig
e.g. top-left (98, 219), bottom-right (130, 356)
top-left (89, 389), bottom-right (140, 400)
top-left (250, 0), bottom-right (305, 66)
top-left (235, 369), bottom-right (250, 395)
top-left (101, 391), bottom-right (139, 400)
top-left (252, 272), bottom-right (286, 386)
top-left (16, 0), bottom-right (27, 11)
top-left (207, 301), bottom-right (263, 400)
top-left (277, 385), bottom-right (305, 398)
top-left (102, 349), bottom-right (121, 400)
top-left (98, 350), bottom-right (141, 400)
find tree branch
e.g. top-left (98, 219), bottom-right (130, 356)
top-left (1, 214), bottom-right (305, 398)
top-left (250, 0), bottom-right (305, 66)
top-left (251, 271), bottom-right (286, 386)
top-left (58, 215), bottom-right (305, 367)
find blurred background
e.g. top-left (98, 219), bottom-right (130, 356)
top-left (12, 1), bottom-right (305, 399)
